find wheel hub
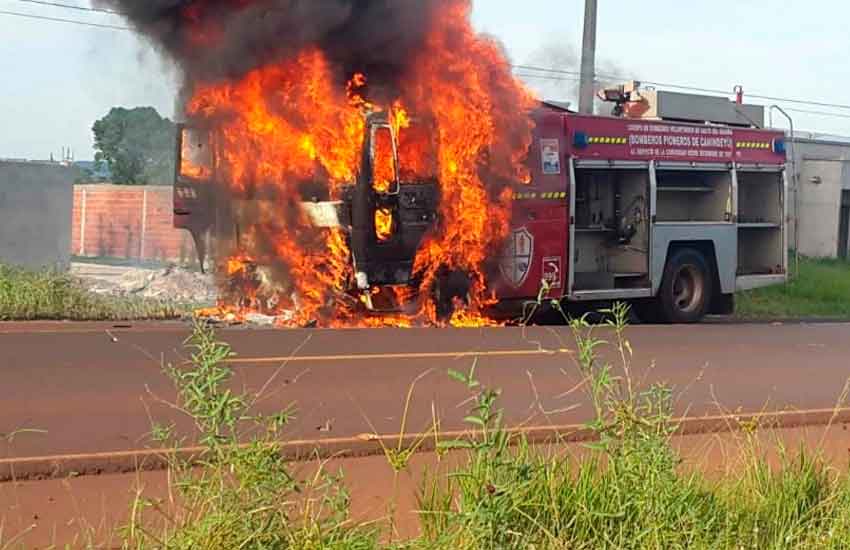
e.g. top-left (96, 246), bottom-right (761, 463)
top-left (672, 264), bottom-right (703, 313)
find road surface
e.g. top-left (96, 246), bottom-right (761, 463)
top-left (1, 321), bottom-right (849, 473)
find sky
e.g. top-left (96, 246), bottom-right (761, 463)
top-left (1, 0), bottom-right (849, 160)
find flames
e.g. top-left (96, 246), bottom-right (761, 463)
top-left (184, 0), bottom-right (535, 328)
top-left (371, 125), bottom-right (396, 194)
top-left (400, 0), bottom-right (535, 326)
top-left (188, 49), bottom-right (366, 194)
top-left (374, 208), bottom-right (394, 242)
top-left (180, 136), bottom-right (211, 179)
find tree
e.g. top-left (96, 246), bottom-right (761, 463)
top-left (92, 107), bottom-right (176, 185)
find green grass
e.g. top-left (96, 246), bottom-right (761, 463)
top-left (5, 306), bottom-right (845, 548)
top-left (121, 320), bottom-right (378, 550)
top-left (0, 264), bottom-right (190, 321)
top-left (97, 308), bottom-right (850, 550)
top-left (410, 439), bottom-right (850, 550)
top-left (736, 256), bottom-right (850, 319)
top-left (409, 306), bottom-right (850, 549)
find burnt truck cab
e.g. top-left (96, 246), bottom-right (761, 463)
top-left (173, 112), bottom-right (443, 310)
top-left (339, 111), bottom-right (439, 291)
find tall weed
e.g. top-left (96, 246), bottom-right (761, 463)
top-left (117, 309), bottom-right (850, 550)
top-left (413, 302), bottom-right (850, 549)
top-left (123, 320), bottom-right (375, 550)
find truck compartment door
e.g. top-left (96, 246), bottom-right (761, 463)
top-left (496, 197), bottom-right (569, 300)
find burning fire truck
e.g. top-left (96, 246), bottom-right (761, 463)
top-left (175, 83), bottom-right (788, 324)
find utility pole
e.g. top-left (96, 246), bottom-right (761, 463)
top-left (578, 0), bottom-right (598, 114)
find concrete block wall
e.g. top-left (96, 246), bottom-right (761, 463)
top-left (0, 161), bottom-right (76, 269)
top-left (71, 185), bottom-right (196, 263)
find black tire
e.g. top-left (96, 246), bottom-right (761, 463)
top-left (658, 248), bottom-right (713, 324)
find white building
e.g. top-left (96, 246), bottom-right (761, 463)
top-left (787, 134), bottom-right (850, 259)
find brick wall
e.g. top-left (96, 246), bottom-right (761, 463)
top-left (71, 185), bottom-right (196, 263)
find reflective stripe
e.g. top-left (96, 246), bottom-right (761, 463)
top-left (736, 141), bottom-right (771, 149)
top-left (587, 136), bottom-right (627, 145)
top-left (513, 191), bottom-right (567, 200)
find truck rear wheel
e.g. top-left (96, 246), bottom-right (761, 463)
top-left (658, 248), bottom-right (713, 323)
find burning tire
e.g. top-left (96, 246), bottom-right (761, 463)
top-left (657, 248), bottom-right (713, 323)
top-left (433, 270), bottom-right (472, 322)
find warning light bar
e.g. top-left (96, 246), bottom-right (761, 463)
top-left (573, 131), bottom-right (589, 149)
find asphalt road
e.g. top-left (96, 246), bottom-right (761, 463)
top-left (2, 321), bottom-right (850, 464)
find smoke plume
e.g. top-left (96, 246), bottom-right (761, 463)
top-left (524, 37), bottom-right (632, 111)
top-left (95, 0), bottom-right (442, 91)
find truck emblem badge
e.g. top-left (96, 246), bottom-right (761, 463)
top-left (500, 227), bottom-right (534, 288)
top-left (542, 256), bottom-right (562, 289)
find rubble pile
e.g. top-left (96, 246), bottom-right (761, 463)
top-left (74, 264), bottom-right (218, 305)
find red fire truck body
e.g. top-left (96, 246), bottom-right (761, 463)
top-left (494, 109), bottom-right (787, 322)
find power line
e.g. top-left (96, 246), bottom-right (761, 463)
top-left (0, 9), bottom-right (130, 29)
top-left (784, 107), bottom-right (850, 120)
top-left (513, 63), bottom-right (850, 112)
top-left (746, 93), bottom-right (850, 112)
top-left (514, 64), bottom-right (756, 102)
top-left (514, 72), bottom-right (580, 83)
top-left (0, 11), bottom-right (846, 120)
top-left (14, 0), bottom-right (120, 15)
top-left (513, 64), bottom-right (582, 77)
top-left (513, 64), bottom-right (626, 83)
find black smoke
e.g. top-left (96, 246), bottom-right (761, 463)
top-left (95, 0), bottom-right (441, 90)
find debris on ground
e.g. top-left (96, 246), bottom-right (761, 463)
top-left (243, 312), bottom-right (277, 326)
top-left (193, 307), bottom-right (299, 327)
top-left (72, 263), bottom-right (218, 305)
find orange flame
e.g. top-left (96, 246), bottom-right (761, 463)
top-left (375, 208), bottom-right (394, 241)
top-left (186, 0), bottom-right (534, 328)
top-left (401, 0), bottom-right (536, 326)
top-left (179, 131), bottom-right (211, 179)
top-left (188, 49), bottom-right (365, 194)
top-left (372, 126), bottom-right (396, 194)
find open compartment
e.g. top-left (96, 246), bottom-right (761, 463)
top-left (573, 167), bottom-right (650, 291)
top-left (737, 171), bottom-right (783, 226)
top-left (737, 229), bottom-right (784, 275)
top-left (655, 169), bottom-right (733, 223)
top-left (737, 170), bottom-right (784, 275)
